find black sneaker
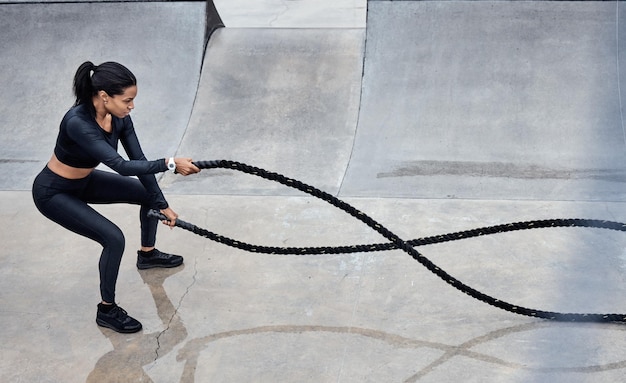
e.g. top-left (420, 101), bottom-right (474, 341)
top-left (136, 249), bottom-right (184, 270)
top-left (96, 304), bottom-right (142, 333)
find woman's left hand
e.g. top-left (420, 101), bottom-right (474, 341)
top-left (160, 207), bottom-right (179, 228)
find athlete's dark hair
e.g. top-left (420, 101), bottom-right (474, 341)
top-left (73, 61), bottom-right (137, 116)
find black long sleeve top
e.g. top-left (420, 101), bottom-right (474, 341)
top-left (53, 103), bottom-right (169, 209)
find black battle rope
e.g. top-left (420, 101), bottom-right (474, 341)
top-left (148, 159), bottom-right (626, 323)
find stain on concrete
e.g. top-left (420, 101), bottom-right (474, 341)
top-left (378, 161), bottom-right (626, 182)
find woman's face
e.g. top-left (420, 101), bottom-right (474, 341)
top-left (105, 86), bottom-right (137, 118)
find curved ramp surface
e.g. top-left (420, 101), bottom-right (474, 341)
top-left (163, 27), bottom-right (364, 195)
top-left (0, 1), bottom-right (206, 190)
top-left (343, 1), bottom-right (626, 201)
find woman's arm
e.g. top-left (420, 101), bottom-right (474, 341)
top-left (66, 116), bottom-right (167, 176)
top-left (118, 118), bottom-right (170, 209)
top-left (118, 118), bottom-right (200, 209)
top-left (119, 117), bottom-right (200, 176)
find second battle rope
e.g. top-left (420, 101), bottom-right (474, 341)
top-left (149, 159), bottom-right (626, 323)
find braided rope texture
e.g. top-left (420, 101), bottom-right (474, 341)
top-left (151, 159), bottom-right (626, 323)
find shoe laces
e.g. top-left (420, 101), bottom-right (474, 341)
top-left (109, 305), bottom-right (128, 318)
top-left (153, 250), bottom-right (172, 259)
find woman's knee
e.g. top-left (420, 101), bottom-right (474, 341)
top-left (100, 224), bottom-right (126, 255)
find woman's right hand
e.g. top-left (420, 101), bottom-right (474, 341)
top-left (174, 157), bottom-right (201, 175)
top-left (160, 207), bottom-right (178, 228)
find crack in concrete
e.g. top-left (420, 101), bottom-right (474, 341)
top-left (154, 255), bottom-right (199, 361)
top-left (269, 0), bottom-right (290, 27)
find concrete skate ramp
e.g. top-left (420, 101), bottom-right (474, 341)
top-left (162, 0), bottom-right (626, 202)
top-left (0, 1), bottom-right (207, 190)
top-left (163, 27), bottom-right (364, 196)
top-left (342, 1), bottom-right (626, 201)
top-left (3, 0), bottom-right (621, 203)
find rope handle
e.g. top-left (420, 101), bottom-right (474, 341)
top-left (147, 209), bottom-right (196, 232)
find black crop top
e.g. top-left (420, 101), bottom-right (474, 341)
top-left (54, 104), bottom-right (169, 209)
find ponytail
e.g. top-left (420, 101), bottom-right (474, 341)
top-left (73, 61), bottom-right (96, 107)
top-left (72, 61), bottom-right (137, 116)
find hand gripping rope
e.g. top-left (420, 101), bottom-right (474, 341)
top-left (148, 159), bottom-right (626, 323)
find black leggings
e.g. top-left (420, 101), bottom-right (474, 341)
top-left (32, 166), bottom-right (159, 303)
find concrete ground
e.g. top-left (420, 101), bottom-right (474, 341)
top-left (2, 0), bottom-right (626, 382)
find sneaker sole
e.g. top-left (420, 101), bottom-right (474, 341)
top-left (96, 318), bottom-right (143, 333)
top-left (136, 259), bottom-right (184, 270)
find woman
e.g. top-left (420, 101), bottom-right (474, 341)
top-left (32, 61), bottom-right (200, 333)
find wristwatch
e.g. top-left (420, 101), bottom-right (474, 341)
top-left (167, 157), bottom-right (176, 173)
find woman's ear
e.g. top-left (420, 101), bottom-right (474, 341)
top-left (99, 90), bottom-right (109, 104)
